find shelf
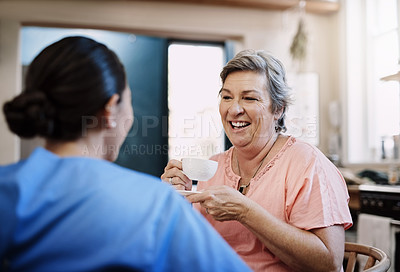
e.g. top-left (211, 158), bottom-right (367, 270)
top-left (130, 0), bottom-right (340, 14)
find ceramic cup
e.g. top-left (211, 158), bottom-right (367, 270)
top-left (181, 158), bottom-right (218, 181)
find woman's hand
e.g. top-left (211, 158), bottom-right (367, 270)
top-left (190, 185), bottom-right (344, 272)
top-left (187, 185), bottom-right (249, 222)
top-left (160, 159), bottom-right (192, 191)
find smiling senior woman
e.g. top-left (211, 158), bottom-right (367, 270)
top-left (162, 49), bottom-right (353, 272)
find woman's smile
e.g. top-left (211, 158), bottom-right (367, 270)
top-left (230, 121), bottom-right (251, 130)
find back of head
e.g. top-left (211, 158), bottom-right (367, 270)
top-left (220, 49), bottom-right (291, 132)
top-left (3, 36), bottom-right (126, 140)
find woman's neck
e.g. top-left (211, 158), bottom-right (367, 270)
top-left (234, 133), bottom-right (281, 178)
top-left (236, 133), bottom-right (279, 160)
top-left (45, 131), bottom-right (107, 160)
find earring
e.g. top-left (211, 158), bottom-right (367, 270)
top-left (109, 121), bottom-right (117, 128)
top-left (105, 105), bottom-right (113, 112)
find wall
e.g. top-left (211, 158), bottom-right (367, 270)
top-left (0, 0), bottom-right (341, 164)
top-left (0, 20), bottom-right (21, 164)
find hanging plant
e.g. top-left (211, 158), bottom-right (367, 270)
top-left (290, 18), bottom-right (307, 62)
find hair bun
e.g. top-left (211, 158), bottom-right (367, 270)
top-left (3, 91), bottom-right (56, 138)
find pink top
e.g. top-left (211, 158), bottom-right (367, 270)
top-left (196, 136), bottom-right (353, 272)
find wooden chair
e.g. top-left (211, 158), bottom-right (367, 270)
top-left (344, 242), bottom-right (391, 272)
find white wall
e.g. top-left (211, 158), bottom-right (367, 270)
top-left (0, 20), bottom-right (21, 164)
top-left (0, 0), bottom-right (341, 164)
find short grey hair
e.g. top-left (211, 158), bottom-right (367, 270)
top-left (220, 49), bottom-right (291, 133)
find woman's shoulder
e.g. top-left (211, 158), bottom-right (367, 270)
top-left (2, 147), bottom-right (162, 190)
top-left (278, 136), bottom-right (336, 170)
top-left (283, 136), bottom-right (321, 157)
top-left (209, 147), bottom-right (232, 162)
top-left (283, 136), bottom-right (340, 175)
top-left (75, 156), bottom-right (163, 190)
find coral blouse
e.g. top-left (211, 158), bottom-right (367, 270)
top-left (196, 136), bottom-right (353, 272)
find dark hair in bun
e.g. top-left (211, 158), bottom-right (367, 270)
top-left (3, 36), bottom-right (126, 140)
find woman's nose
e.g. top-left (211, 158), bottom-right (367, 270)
top-left (228, 100), bottom-right (244, 115)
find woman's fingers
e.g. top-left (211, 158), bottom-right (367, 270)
top-left (163, 159), bottom-right (182, 171)
top-left (186, 190), bottom-right (214, 203)
top-left (167, 169), bottom-right (192, 190)
top-left (160, 159), bottom-right (193, 190)
top-left (187, 186), bottom-right (247, 221)
top-left (172, 184), bottom-right (186, 190)
top-left (160, 159), bottom-right (181, 181)
top-left (168, 176), bottom-right (186, 187)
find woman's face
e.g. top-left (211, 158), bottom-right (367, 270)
top-left (219, 71), bottom-right (281, 150)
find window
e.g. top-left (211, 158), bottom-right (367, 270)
top-left (168, 42), bottom-right (225, 160)
top-left (346, 0), bottom-right (400, 163)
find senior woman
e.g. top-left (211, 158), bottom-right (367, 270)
top-left (162, 49), bottom-right (353, 272)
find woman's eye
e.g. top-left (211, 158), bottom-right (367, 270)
top-left (244, 97), bottom-right (258, 101)
top-left (222, 96), bottom-right (232, 100)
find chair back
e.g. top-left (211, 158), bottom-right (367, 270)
top-left (344, 242), bottom-right (391, 272)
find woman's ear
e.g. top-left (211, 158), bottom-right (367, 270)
top-left (274, 107), bottom-right (284, 121)
top-left (103, 94), bottom-right (120, 129)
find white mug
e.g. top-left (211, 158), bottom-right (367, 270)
top-left (181, 158), bottom-right (218, 181)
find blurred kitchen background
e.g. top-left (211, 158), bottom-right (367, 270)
top-left (0, 1), bottom-right (399, 270)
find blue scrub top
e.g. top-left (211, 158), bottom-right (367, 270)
top-left (0, 148), bottom-right (251, 272)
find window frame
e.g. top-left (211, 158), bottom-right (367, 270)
top-left (343, 0), bottom-right (400, 166)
